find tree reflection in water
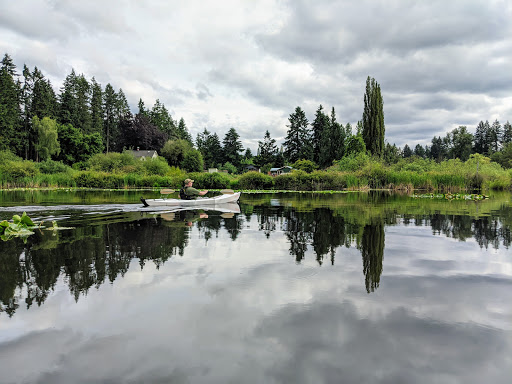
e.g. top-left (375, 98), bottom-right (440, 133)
top-left (1, 193), bottom-right (510, 316)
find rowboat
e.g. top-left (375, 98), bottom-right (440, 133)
top-left (140, 192), bottom-right (241, 207)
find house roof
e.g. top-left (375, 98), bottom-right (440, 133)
top-left (270, 166), bottom-right (293, 171)
top-left (130, 150), bottom-right (158, 158)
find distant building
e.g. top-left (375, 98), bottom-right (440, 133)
top-left (129, 148), bottom-right (158, 160)
top-left (269, 166), bottom-right (293, 176)
top-left (208, 168), bottom-right (219, 173)
top-left (244, 165), bottom-right (260, 173)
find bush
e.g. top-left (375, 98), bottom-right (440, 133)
top-left (87, 152), bottom-right (138, 173)
top-left (0, 160), bottom-right (39, 180)
top-left (238, 171), bottom-right (274, 189)
top-left (186, 172), bottom-right (232, 189)
top-left (292, 159), bottom-right (318, 173)
top-left (141, 157), bottom-right (172, 176)
top-left (36, 159), bottom-right (73, 174)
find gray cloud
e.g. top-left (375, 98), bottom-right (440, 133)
top-left (1, 0), bottom-right (511, 149)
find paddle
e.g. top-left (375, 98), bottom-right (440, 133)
top-left (220, 189), bottom-right (235, 194)
top-left (160, 189), bottom-right (175, 195)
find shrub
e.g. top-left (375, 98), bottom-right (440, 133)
top-left (292, 159), bottom-right (318, 173)
top-left (87, 152), bottom-right (138, 173)
top-left (36, 159), bottom-right (73, 174)
top-left (187, 172), bottom-right (232, 189)
top-left (141, 157), bottom-right (172, 176)
top-left (0, 160), bottom-right (39, 180)
top-left (238, 171), bottom-right (274, 189)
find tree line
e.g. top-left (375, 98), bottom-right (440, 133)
top-left (2, 51), bottom-right (510, 173)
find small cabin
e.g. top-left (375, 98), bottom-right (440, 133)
top-left (244, 165), bottom-right (260, 173)
top-left (129, 149), bottom-right (158, 160)
top-left (269, 166), bottom-right (293, 176)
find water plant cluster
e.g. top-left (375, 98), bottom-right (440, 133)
top-left (0, 212), bottom-right (37, 241)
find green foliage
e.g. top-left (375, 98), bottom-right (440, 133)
top-left (221, 162), bottom-right (237, 174)
top-left (161, 139), bottom-right (192, 167)
top-left (180, 149), bottom-right (204, 172)
top-left (87, 152), bottom-right (137, 173)
top-left (185, 172), bottom-right (232, 189)
top-left (238, 171), bottom-right (274, 189)
top-left (345, 135), bottom-right (366, 156)
top-left (1, 212), bottom-right (36, 242)
top-left (36, 159), bottom-right (73, 174)
top-left (334, 152), bottom-right (371, 172)
top-left (141, 157), bottom-right (172, 176)
top-left (33, 116), bottom-right (60, 161)
top-left (362, 76), bottom-right (385, 156)
top-left (292, 159), bottom-right (318, 173)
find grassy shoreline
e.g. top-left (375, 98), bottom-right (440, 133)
top-left (1, 151), bottom-right (511, 192)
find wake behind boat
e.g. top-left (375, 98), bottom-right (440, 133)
top-left (140, 192), bottom-right (241, 207)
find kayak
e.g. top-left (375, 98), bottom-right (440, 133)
top-left (140, 192), bottom-right (241, 207)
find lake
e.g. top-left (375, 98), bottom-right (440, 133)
top-left (0, 190), bottom-right (511, 384)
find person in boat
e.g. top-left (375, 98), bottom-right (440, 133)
top-left (180, 178), bottom-right (208, 200)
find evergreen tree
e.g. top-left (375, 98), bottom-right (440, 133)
top-left (430, 136), bottom-right (448, 162)
top-left (256, 130), bottom-right (278, 167)
top-left (103, 83), bottom-right (117, 153)
top-left (402, 144), bottom-right (413, 158)
top-left (502, 121), bottom-right (512, 145)
top-left (75, 74), bottom-right (91, 133)
top-left (383, 143), bottom-right (400, 164)
top-left (31, 68), bottom-right (57, 119)
top-left (177, 117), bottom-right (193, 144)
top-left (413, 144), bottom-right (426, 158)
top-left (0, 53), bottom-right (22, 153)
top-left (150, 99), bottom-right (177, 139)
top-left (244, 148), bottom-right (253, 160)
top-left (311, 104), bottom-right (330, 166)
top-left (448, 126), bottom-right (473, 161)
top-left (488, 119), bottom-right (502, 153)
top-left (284, 106), bottom-right (311, 163)
top-left (362, 76), bottom-right (385, 156)
top-left (196, 128), bottom-right (222, 169)
top-left (329, 107), bottom-right (345, 161)
top-left (222, 127), bottom-right (244, 169)
top-left (90, 77), bottom-right (103, 136)
top-left (473, 120), bottom-right (488, 154)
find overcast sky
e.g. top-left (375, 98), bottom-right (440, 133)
top-left (1, 0), bottom-right (511, 151)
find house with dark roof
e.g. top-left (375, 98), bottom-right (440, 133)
top-left (129, 149), bottom-right (158, 160)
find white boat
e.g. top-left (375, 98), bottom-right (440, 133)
top-left (140, 192), bottom-right (241, 207)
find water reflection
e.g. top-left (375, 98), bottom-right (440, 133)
top-left (0, 192), bottom-right (511, 317)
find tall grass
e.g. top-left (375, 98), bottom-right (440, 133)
top-left (0, 150), bottom-right (510, 191)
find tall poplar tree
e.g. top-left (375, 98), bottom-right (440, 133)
top-left (362, 76), bottom-right (385, 156)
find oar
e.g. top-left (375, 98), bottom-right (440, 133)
top-left (160, 189), bottom-right (175, 195)
top-left (220, 189), bottom-right (235, 194)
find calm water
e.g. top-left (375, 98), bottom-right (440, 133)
top-left (0, 190), bottom-right (511, 384)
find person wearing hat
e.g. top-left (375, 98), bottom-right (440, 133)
top-left (180, 178), bottom-right (208, 200)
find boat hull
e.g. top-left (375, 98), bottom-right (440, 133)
top-left (141, 192), bottom-right (241, 207)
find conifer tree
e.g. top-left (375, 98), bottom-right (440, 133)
top-left (103, 83), bottom-right (117, 153)
top-left (222, 128), bottom-right (244, 169)
top-left (362, 76), bottom-right (385, 156)
top-left (177, 117), bottom-right (193, 144)
top-left (284, 106), bottom-right (311, 163)
top-left (311, 104), bottom-right (330, 166)
top-left (256, 130), bottom-right (278, 167)
top-left (90, 78), bottom-right (103, 136)
top-left (0, 54), bottom-right (22, 153)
